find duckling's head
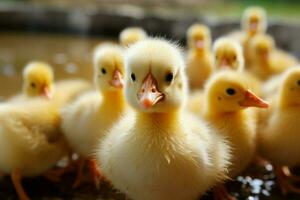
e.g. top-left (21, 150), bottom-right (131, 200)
top-left (278, 67), bottom-right (300, 108)
top-left (125, 38), bottom-right (187, 113)
top-left (213, 37), bottom-right (244, 71)
top-left (242, 6), bottom-right (267, 36)
top-left (93, 44), bottom-right (125, 93)
top-left (205, 70), bottom-right (268, 114)
top-left (187, 24), bottom-right (211, 51)
top-left (119, 27), bottom-right (147, 47)
top-left (250, 34), bottom-right (274, 63)
top-left (23, 61), bottom-right (54, 99)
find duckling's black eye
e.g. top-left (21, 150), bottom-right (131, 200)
top-left (226, 88), bottom-right (236, 96)
top-left (30, 82), bottom-right (36, 88)
top-left (131, 73), bottom-right (136, 81)
top-left (101, 68), bottom-right (106, 74)
top-left (165, 73), bottom-right (173, 82)
top-left (233, 55), bottom-right (237, 61)
top-left (297, 80), bottom-right (300, 86)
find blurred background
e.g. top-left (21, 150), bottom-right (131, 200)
top-left (0, 0), bottom-right (300, 99)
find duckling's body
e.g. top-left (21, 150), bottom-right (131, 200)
top-left (186, 51), bottom-right (213, 89)
top-left (97, 39), bottom-right (230, 200)
top-left (249, 34), bottom-right (298, 80)
top-left (206, 110), bottom-right (256, 177)
top-left (186, 24), bottom-right (213, 89)
top-left (62, 90), bottom-right (125, 156)
top-left (258, 67), bottom-right (300, 193)
top-left (0, 100), bottom-right (69, 177)
top-left (61, 44), bottom-right (126, 187)
top-left (100, 111), bottom-right (229, 200)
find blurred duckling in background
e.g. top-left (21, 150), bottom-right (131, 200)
top-left (213, 37), bottom-right (244, 71)
top-left (186, 23), bottom-right (213, 89)
top-left (249, 34), bottom-right (298, 80)
top-left (229, 6), bottom-right (267, 66)
top-left (97, 38), bottom-right (231, 200)
top-left (188, 37), bottom-right (260, 115)
top-left (258, 67), bottom-right (300, 194)
top-left (202, 71), bottom-right (268, 199)
top-left (11, 61), bottom-right (54, 101)
top-left (61, 44), bottom-right (127, 188)
top-left (0, 98), bottom-right (70, 200)
top-left (11, 61), bottom-right (91, 106)
top-left (119, 27), bottom-right (147, 47)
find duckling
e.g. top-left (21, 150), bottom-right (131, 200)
top-left (11, 61), bottom-right (54, 101)
top-left (187, 38), bottom-right (261, 116)
top-left (186, 24), bottom-right (213, 89)
top-left (202, 71), bottom-right (268, 199)
top-left (214, 37), bottom-right (262, 93)
top-left (229, 6), bottom-right (267, 66)
top-left (213, 37), bottom-right (244, 71)
top-left (258, 67), bottom-right (300, 194)
top-left (249, 34), bottom-right (298, 80)
top-left (61, 44), bottom-right (127, 188)
top-left (0, 99), bottom-right (70, 200)
top-left (10, 61), bottom-right (91, 105)
top-left (119, 27), bottom-right (147, 47)
top-left (96, 38), bottom-right (231, 200)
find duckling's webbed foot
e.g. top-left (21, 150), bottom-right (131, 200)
top-left (11, 170), bottom-right (30, 200)
top-left (275, 166), bottom-right (300, 195)
top-left (88, 158), bottom-right (102, 189)
top-left (44, 167), bottom-right (68, 182)
top-left (213, 185), bottom-right (236, 200)
top-left (72, 158), bottom-right (85, 188)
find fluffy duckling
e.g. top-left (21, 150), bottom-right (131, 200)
top-left (0, 99), bottom-right (69, 200)
top-left (11, 61), bottom-right (91, 105)
top-left (258, 67), bottom-right (300, 194)
top-left (97, 38), bottom-right (231, 200)
top-left (11, 61), bottom-right (54, 101)
top-left (213, 37), bottom-right (244, 71)
top-left (186, 24), bottom-right (213, 89)
top-left (187, 38), bottom-right (260, 116)
top-left (202, 71), bottom-right (268, 199)
top-left (249, 34), bottom-right (298, 80)
top-left (229, 6), bottom-right (267, 66)
top-left (119, 27), bottom-right (147, 47)
top-left (61, 44), bottom-right (126, 188)
top-left (214, 37), bottom-right (262, 93)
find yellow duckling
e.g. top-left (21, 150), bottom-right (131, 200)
top-left (249, 34), bottom-right (298, 80)
top-left (0, 98), bottom-right (69, 200)
top-left (186, 23), bottom-right (213, 89)
top-left (97, 38), bottom-right (231, 200)
top-left (11, 61), bottom-right (91, 105)
top-left (11, 61), bottom-right (54, 101)
top-left (187, 38), bottom-right (261, 116)
top-left (213, 37), bottom-right (244, 71)
top-left (202, 71), bottom-right (269, 199)
top-left (258, 67), bottom-right (300, 194)
top-left (61, 44), bottom-right (126, 188)
top-left (119, 27), bottom-right (147, 47)
top-left (229, 6), bottom-right (267, 66)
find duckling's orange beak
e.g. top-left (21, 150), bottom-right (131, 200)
top-left (239, 89), bottom-right (269, 108)
top-left (220, 58), bottom-right (230, 68)
top-left (40, 85), bottom-right (52, 99)
top-left (195, 39), bottom-right (204, 49)
top-left (138, 72), bottom-right (164, 109)
top-left (249, 21), bottom-right (258, 32)
top-left (109, 68), bottom-right (124, 89)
